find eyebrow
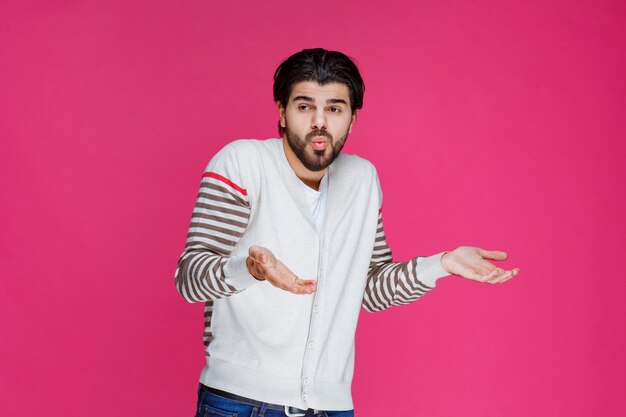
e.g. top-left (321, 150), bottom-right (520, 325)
top-left (293, 96), bottom-right (348, 105)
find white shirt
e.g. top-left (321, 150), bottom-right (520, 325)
top-left (299, 173), bottom-right (329, 232)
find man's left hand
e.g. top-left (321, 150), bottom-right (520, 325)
top-left (440, 246), bottom-right (520, 284)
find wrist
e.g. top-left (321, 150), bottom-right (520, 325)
top-left (440, 251), bottom-right (451, 274)
top-left (245, 257), bottom-right (266, 281)
top-left (223, 256), bottom-right (262, 288)
top-left (249, 269), bottom-right (265, 281)
top-left (250, 272), bottom-right (265, 281)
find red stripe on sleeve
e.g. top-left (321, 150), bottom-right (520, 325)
top-left (202, 172), bottom-right (248, 196)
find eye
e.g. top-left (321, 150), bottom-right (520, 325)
top-left (298, 104), bottom-right (311, 111)
top-left (329, 106), bottom-right (341, 113)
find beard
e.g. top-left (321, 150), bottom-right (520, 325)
top-left (285, 125), bottom-right (348, 172)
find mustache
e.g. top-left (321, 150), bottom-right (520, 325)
top-left (305, 129), bottom-right (332, 141)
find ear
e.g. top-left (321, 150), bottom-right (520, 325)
top-left (348, 110), bottom-right (358, 133)
top-left (277, 101), bottom-right (286, 129)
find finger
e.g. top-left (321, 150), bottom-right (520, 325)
top-left (249, 245), bottom-right (270, 264)
top-left (249, 254), bottom-right (267, 268)
top-left (499, 275), bottom-right (514, 283)
top-left (483, 268), bottom-right (505, 284)
top-left (248, 245), bottom-right (260, 256)
top-left (493, 267), bottom-right (522, 283)
top-left (487, 269), bottom-right (511, 284)
top-left (292, 278), bottom-right (317, 294)
top-left (276, 264), bottom-right (317, 294)
top-left (264, 265), bottom-right (317, 294)
top-left (468, 264), bottom-right (495, 281)
top-left (476, 265), bottom-right (511, 284)
top-left (500, 270), bottom-right (517, 282)
top-left (499, 268), bottom-right (521, 283)
top-left (276, 277), bottom-right (316, 294)
top-left (278, 270), bottom-right (317, 293)
top-left (478, 265), bottom-right (495, 276)
top-left (478, 249), bottom-right (508, 261)
top-left (248, 245), bottom-right (263, 262)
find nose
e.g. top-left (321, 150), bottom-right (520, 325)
top-left (311, 109), bottom-right (327, 130)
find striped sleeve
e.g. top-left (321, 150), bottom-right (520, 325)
top-left (174, 145), bottom-right (257, 303)
top-left (361, 210), bottom-right (449, 312)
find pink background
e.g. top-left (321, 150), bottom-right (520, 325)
top-left (1, 1), bottom-right (625, 416)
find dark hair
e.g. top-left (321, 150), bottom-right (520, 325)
top-left (273, 48), bottom-right (365, 135)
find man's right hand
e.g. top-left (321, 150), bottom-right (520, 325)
top-left (246, 245), bottom-right (317, 295)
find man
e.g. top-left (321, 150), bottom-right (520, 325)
top-left (175, 48), bottom-right (519, 417)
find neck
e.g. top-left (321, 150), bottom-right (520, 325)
top-left (282, 137), bottom-right (326, 191)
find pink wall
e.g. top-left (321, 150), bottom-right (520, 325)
top-left (1, 1), bottom-right (625, 416)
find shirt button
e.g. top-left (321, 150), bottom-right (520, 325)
top-left (313, 305), bottom-right (319, 313)
top-left (303, 377), bottom-right (309, 386)
top-left (302, 394), bottom-right (308, 401)
top-left (309, 340), bottom-right (314, 349)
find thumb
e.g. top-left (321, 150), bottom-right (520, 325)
top-left (249, 245), bottom-right (268, 264)
top-left (478, 249), bottom-right (508, 261)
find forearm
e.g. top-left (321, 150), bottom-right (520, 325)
top-left (362, 253), bottom-right (448, 312)
top-left (361, 210), bottom-right (449, 312)
top-left (175, 248), bottom-right (256, 302)
top-left (174, 147), bottom-right (256, 302)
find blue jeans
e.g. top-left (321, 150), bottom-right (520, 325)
top-left (194, 384), bottom-right (355, 417)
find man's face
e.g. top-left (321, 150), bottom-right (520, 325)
top-left (279, 81), bottom-right (356, 172)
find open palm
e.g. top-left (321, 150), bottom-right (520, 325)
top-left (441, 246), bottom-right (520, 284)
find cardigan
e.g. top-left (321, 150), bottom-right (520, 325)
top-left (174, 138), bottom-right (448, 410)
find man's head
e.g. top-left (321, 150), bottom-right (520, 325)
top-left (273, 49), bottom-right (365, 172)
top-left (273, 49), bottom-right (365, 135)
